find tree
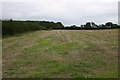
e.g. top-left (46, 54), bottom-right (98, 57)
top-left (105, 22), bottom-right (113, 28)
top-left (10, 18), bottom-right (13, 21)
top-left (81, 25), bottom-right (84, 28)
top-left (112, 24), bottom-right (118, 28)
top-left (56, 22), bottom-right (64, 28)
top-left (70, 25), bottom-right (77, 28)
top-left (84, 22), bottom-right (91, 28)
top-left (99, 24), bottom-right (106, 28)
top-left (91, 22), bottom-right (98, 28)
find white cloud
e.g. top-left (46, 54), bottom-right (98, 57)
top-left (1, 0), bottom-right (119, 25)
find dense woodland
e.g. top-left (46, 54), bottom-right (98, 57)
top-left (2, 19), bottom-right (120, 36)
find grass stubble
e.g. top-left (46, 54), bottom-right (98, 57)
top-left (2, 29), bottom-right (118, 78)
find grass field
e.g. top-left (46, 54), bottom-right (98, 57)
top-left (2, 29), bottom-right (118, 78)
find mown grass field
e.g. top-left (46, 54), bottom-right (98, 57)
top-left (2, 29), bottom-right (118, 78)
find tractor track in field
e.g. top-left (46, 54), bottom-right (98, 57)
top-left (56, 30), bottom-right (72, 43)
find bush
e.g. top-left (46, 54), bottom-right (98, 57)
top-left (2, 21), bottom-right (42, 35)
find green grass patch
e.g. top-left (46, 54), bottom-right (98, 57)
top-left (79, 32), bottom-right (99, 38)
top-left (36, 38), bottom-right (54, 47)
top-left (25, 45), bottom-right (41, 53)
top-left (9, 43), bottom-right (23, 50)
top-left (89, 70), bottom-right (118, 78)
top-left (50, 42), bottom-right (78, 55)
top-left (28, 72), bottom-right (44, 78)
top-left (45, 60), bottom-right (61, 68)
top-left (73, 62), bottom-right (92, 68)
top-left (71, 73), bottom-right (86, 78)
top-left (52, 42), bottom-right (78, 50)
top-left (59, 51), bottom-right (69, 55)
top-left (13, 60), bottom-right (33, 65)
top-left (0, 40), bottom-right (2, 46)
top-left (23, 38), bottom-right (55, 53)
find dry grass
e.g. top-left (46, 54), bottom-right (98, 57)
top-left (2, 29), bottom-right (118, 78)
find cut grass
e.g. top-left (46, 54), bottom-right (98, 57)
top-left (36, 38), bottom-right (54, 47)
top-left (52, 42), bottom-right (78, 50)
top-left (89, 70), bottom-right (118, 78)
top-left (3, 29), bottom-right (118, 78)
top-left (12, 60), bottom-right (33, 65)
top-left (0, 40), bottom-right (2, 46)
top-left (50, 42), bottom-right (79, 55)
top-left (71, 70), bottom-right (118, 78)
top-left (79, 32), bottom-right (99, 38)
top-left (71, 73), bottom-right (86, 78)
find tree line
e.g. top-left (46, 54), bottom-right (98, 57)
top-left (62, 22), bottom-right (119, 30)
top-left (2, 19), bottom-right (119, 36)
top-left (2, 19), bottom-right (64, 35)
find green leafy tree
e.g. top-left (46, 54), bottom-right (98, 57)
top-left (105, 22), bottom-right (113, 28)
top-left (70, 25), bottom-right (77, 28)
top-left (84, 22), bottom-right (91, 28)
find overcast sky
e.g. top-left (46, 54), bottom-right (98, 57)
top-left (1, 0), bottom-right (119, 26)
